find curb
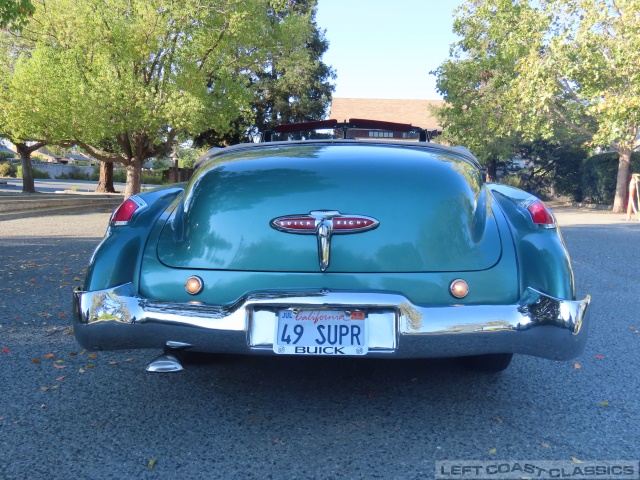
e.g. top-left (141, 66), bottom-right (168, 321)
top-left (566, 202), bottom-right (613, 211)
top-left (0, 192), bottom-right (123, 220)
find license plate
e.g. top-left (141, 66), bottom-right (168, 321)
top-left (273, 309), bottom-right (369, 355)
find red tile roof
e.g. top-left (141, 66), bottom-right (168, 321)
top-left (329, 98), bottom-right (444, 130)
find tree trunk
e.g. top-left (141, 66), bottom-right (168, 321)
top-left (485, 158), bottom-right (497, 183)
top-left (124, 161), bottom-right (142, 199)
top-left (95, 161), bottom-right (116, 193)
top-left (612, 149), bottom-right (632, 213)
top-left (17, 146), bottom-right (35, 194)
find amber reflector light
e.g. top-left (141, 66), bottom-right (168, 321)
top-left (450, 279), bottom-right (469, 299)
top-left (185, 276), bottom-right (203, 295)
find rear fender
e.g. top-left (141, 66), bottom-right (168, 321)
top-left (487, 184), bottom-right (576, 300)
top-left (84, 186), bottom-right (184, 292)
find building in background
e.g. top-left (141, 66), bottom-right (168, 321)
top-left (329, 98), bottom-right (444, 140)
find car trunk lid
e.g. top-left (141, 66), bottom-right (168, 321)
top-left (157, 144), bottom-right (502, 273)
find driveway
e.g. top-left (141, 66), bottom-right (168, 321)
top-left (0, 205), bottom-right (638, 479)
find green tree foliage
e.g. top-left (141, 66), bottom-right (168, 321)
top-left (431, 0), bottom-right (534, 181)
top-left (451, 0), bottom-right (640, 210)
top-left (0, 0), bottom-right (34, 29)
top-left (433, 0), bottom-right (640, 210)
top-left (509, 0), bottom-right (640, 211)
top-left (194, 0), bottom-right (335, 146)
top-left (0, 0), bottom-right (314, 198)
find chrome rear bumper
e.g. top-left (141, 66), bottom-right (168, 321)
top-left (73, 284), bottom-right (590, 360)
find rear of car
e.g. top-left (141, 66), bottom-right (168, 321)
top-left (74, 141), bottom-right (590, 372)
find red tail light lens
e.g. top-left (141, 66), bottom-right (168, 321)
top-left (110, 196), bottom-right (147, 225)
top-left (526, 199), bottom-right (555, 226)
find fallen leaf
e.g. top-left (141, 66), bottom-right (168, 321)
top-left (630, 327), bottom-right (638, 332)
top-left (88, 353), bottom-right (98, 358)
top-left (488, 448), bottom-right (497, 455)
top-left (492, 417), bottom-right (504, 424)
top-left (68, 351), bottom-right (77, 356)
top-left (50, 385), bottom-right (59, 390)
top-left (78, 368), bottom-right (85, 373)
top-left (148, 458), bottom-right (157, 469)
top-left (2, 348), bottom-right (8, 354)
top-left (600, 401), bottom-right (609, 407)
top-left (108, 361), bottom-right (118, 365)
top-left (59, 313), bottom-right (67, 318)
top-left (540, 442), bottom-right (550, 448)
top-left (39, 387), bottom-right (49, 391)
top-left (53, 364), bottom-right (66, 370)
top-left (40, 404), bottom-right (46, 409)
top-left (43, 353), bottom-right (55, 359)
top-left (86, 364), bottom-right (95, 369)
top-left (30, 279), bottom-right (36, 283)
top-left (571, 457), bottom-right (583, 464)
top-left (124, 358), bottom-right (133, 362)
top-left (594, 354), bottom-right (605, 359)
top-left (73, 277), bottom-right (82, 281)
top-left (55, 376), bottom-right (66, 381)
top-left (55, 359), bottom-right (63, 364)
top-left (574, 362), bottom-right (581, 369)
top-left (31, 359), bottom-right (41, 364)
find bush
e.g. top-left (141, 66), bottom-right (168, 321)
top-left (142, 170), bottom-right (165, 185)
top-left (499, 174), bottom-right (523, 189)
top-left (16, 164), bottom-right (50, 179)
top-left (89, 166), bottom-right (166, 185)
top-left (57, 166), bottom-right (90, 180)
top-left (551, 146), bottom-right (588, 201)
top-left (581, 152), bottom-right (640, 204)
top-left (0, 161), bottom-right (17, 177)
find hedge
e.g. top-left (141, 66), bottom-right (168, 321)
top-left (581, 152), bottom-right (640, 204)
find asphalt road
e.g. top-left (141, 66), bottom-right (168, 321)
top-left (0, 178), bottom-right (123, 194)
top-left (0, 205), bottom-right (639, 479)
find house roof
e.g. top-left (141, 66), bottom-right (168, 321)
top-left (329, 98), bottom-right (445, 131)
top-left (0, 144), bottom-right (15, 155)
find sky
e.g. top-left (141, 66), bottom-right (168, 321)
top-left (315, 0), bottom-right (465, 100)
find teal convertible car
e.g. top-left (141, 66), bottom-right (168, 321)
top-left (73, 120), bottom-right (590, 373)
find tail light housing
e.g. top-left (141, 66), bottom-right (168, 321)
top-left (110, 196), bottom-right (148, 225)
top-left (521, 198), bottom-right (556, 228)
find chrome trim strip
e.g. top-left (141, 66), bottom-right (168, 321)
top-left (74, 284), bottom-right (590, 360)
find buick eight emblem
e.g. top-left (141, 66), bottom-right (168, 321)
top-left (270, 211), bottom-right (379, 272)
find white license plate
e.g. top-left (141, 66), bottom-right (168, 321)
top-left (273, 309), bottom-right (369, 355)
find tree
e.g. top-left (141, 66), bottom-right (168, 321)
top-left (2, 0), bottom-right (313, 198)
top-left (510, 0), bottom-right (640, 212)
top-left (0, 0), bottom-right (34, 29)
top-left (194, 0), bottom-right (335, 146)
top-left (443, 0), bottom-right (640, 211)
top-left (431, 0), bottom-right (533, 181)
top-left (0, 33), bottom-right (54, 192)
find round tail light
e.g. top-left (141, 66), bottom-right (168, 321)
top-left (450, 279), bottom-right (469, 299)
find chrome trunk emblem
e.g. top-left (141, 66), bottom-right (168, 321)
top-left (270, 211), bottom-right (379, 272)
